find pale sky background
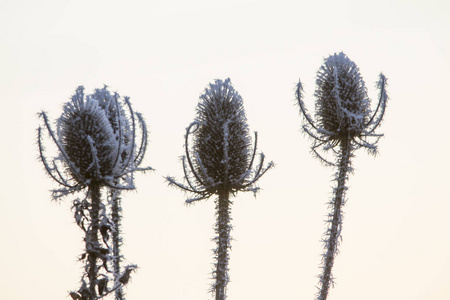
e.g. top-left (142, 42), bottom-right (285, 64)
top-left (1, 0), bottom-right (450, 299)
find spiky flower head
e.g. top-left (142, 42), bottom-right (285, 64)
top-left (296, 52), bottom-right (388, 162)
top-left (314, 52), bottom-right (370, 139)
top-left (57, 87), bottom-right (121, 183)
top-left (194, 78), bottom-right (252, 190)
top-left (167, 78), bottom-right (273, 202)
top-left (38, 86), bottom-right (149, 199)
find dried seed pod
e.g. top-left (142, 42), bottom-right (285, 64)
top-left (58, 90), bottom-right (119, 183)
top-left (194, 78), bottom-right (252, 188)
top-left (167, 78), bottom-right (273, 202)
top-left (39, 86), bottom-right (150, 196)
top-left (314, 52), bottom-right (370, 139)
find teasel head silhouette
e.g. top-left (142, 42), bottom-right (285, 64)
top-left (296, 52), bottom-right (388, 300)
top-left (167, 78), bottom-right (273, 203)
top-left (297, 52), bottom-right (388, 163)
top-left (167, 78), bottom-right (273, 300)
top-left (38, 85), bottom-right (150, 198)
top-left (38, 86), bottom-right (150, 299)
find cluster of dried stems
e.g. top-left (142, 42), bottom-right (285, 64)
top-left (38, 51), bottom-right (388, 300)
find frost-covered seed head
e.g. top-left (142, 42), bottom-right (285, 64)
top-left (194, 78), bottom-right (251, 189)
top-left (58, 87), bottom-right (120, 183)
top-left (315, 52), bottom-right (370, 138)
top-left (39, 85), bottom-right (151, 199)
top-left (56, 86), bottom-right (139, 187)
top-left (167, 78), bottom-right (273, 203)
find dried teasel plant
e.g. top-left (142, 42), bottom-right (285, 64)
top-left (38, 86), bottom-right (151, 300)
top-left (167, 78), bottom-right (273, 300)
top-left (296, 52), bottom-right (388, 300)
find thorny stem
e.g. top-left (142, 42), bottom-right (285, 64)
top-left (87, 182), bottom-right (101, 300)
top-left (214, 188), bottom-right (232, 300)
top-left (111, 188), bottom-right (124, 300)
top-left (318, 137), bottom-right (351, 300)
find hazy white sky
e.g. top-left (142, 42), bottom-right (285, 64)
top-left (1, 0), bottom-right (450, 299)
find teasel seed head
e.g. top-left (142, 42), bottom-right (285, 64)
top-left (314, 52), bottom-right (370, 140)
top-left (296, 52), bottom-right (388, 164)
top-left (194, 78), bottom-right (252, 189)
top-left (38, 85), bottom-right (151, 199)
top-left (58, 87), bottom-right (119, 183)
top-left (167, 78), bottom-right (273, 203)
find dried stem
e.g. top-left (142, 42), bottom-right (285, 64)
top-left (110, 188), bottom-right (124, 300)
top-left (213, 189), bottom-right (232, 300)
top-left (87, 182), bottom-right (102, 300)
top-left (318, 138), bottom-right (352, 300)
